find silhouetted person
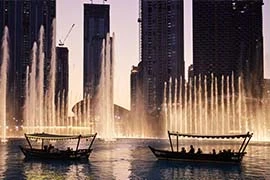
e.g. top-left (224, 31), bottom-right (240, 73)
top-left (212, 149), bottom-right (216, 155)
top-left (196, 148), bottom-right (202, 154)
top-left (48, 144), bottom-right (54, 152)
top-left (181, 147), bottom-right (186, 153)
top-left (189, 145), bottom-right (195, 154)
top-left (43, 145), bottom-right (48, 151)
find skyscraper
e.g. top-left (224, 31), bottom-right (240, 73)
top-left (140, 0), bottom-right (184, 115)
top-left (193, 0), bottom-right (264, 97)
top-left (130, 63), bottom-right (143, 114)
top-left (83, 3), bottom-right (110, 98)
top-left (130, 62), bottom-right (145, 136)
top-left (56, 46), bottom-right (69, 119)
top-left (0, 0), bottom-right (56, 126)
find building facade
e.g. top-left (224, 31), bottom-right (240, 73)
top-left (0, 0), bottom-right (55, 127)
top-left (83, 3), bottom-right (110, 98)
top-left (193, 0), bottom-right (264, 97)
top-left (56, 46), bottom-right (69, 119)
top-left (140, 0), bottom-right (184, 115)
top-left (130, 63), bottom-right (143, 114)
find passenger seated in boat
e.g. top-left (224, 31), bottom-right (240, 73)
top-left (43, 145), bottom-right (48, 151)
top-left (212, 149), bottom-right (216, 155)
top-left (48, 144), bottom-right (54, 152)
top-left (189, 145), bottom-right (195, 154)
top-left (196, 148), bottom-right (202, 154)
top-left (180, 147), bottom-right (186, 153)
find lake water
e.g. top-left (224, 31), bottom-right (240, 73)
top-left (0, 138), bottom-right (270, 179)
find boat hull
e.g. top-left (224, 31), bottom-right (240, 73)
top-left (19, 146), bottom-right (92, 160)
top-left (148, 146), bottom-right (243, 164)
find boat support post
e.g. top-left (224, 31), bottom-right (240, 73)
top-left (238, 135), bottom-right (247, 154)
top-left (25, 133), bottom-right (32, 149)
top-left (168, 131), bottom-right (174, 152)
top-left (88, 133), bottom-right (97, 150)
top-left (240, 132), bottom-right (253, 154)
top-left (176, 133), bottom-right (179, 152)
top-left (238, 132), bottom-right (251, 154)
top-left (76, 135), bottom-right (81, 151)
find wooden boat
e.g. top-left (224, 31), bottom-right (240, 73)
top-left (149, 131), bottom-right (253, 164)
top-left (19, 132), bottom-right (97, 160)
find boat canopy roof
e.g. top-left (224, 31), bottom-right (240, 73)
top-left (25, 133), bottom-right (97, 140)
top-left (169, 131), bottom-right (253, 139)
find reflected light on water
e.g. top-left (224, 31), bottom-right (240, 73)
top-left (0, 144), bottom-right (7, 177)
top-left (0, 139), bottom-right (270, 179)
top-left (90, 141), bottom-right (132, 179)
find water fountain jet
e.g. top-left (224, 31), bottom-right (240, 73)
top-left (0, 26), bottom-right (9, 142)
top-left (164, 74), bottom-right (270, 141)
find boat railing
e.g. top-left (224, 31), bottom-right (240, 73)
top-left (167, 131), bottom-right (253, 156)
top-left (24, 132), bottom-right (98, 152)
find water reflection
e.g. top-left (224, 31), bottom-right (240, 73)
top-left (90, 139), bottom-right (132, 179)
top-left (0, 139), bottom-right (270, 179)
top-left (0, 142), bottom-right (7, 178)
top-left (23, 159), bottom-right (90, 179)
top-left (128, 142), bottom-right (243, 179)
top-left (145, 161), bottom-right (242, 180)
top-left (2, 140), bottom-right (25, 179)
top-left (243, 143), bottom-right (270, 179)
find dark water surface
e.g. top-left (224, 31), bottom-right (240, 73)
top-left (0, 139), bottom-right (269, 179)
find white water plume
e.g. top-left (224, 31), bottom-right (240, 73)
top-left (37, 26), bottom-right (45, 131)
top-left (0, 26), bottom-right (9, 141)
top-left (29, 42), bottom-right (37, 131)
top-left (48, 19), bottom-right (56, 131)
top-left (164, 74), bottom-right (270, 141)
top-left (96, 33), bottom-right (115, 140)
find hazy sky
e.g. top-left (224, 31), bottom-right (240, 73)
top-left (57, 0), bottom-right (270, 110)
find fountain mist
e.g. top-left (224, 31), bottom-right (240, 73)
top-left (164, 75), bottom-right (270, 141)
top-left (96, 33), bottom-right (115, 139)
top-left (2, 21), bottom-right (268, 141)
top-left (24, 24), bottom-right (114, 137)
top-left (24, 21), bottom-right (71, 134)
top-left (0, 27), bottom-right (9, 142)
top-left (48, 19), bottom-right (56, 130)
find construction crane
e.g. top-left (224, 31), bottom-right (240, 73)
top-left (58, 24), bottom-right (75, 46)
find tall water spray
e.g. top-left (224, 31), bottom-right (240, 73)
top-left (24, 25), bottom-right (46, 133)
top-left (164, 75), bottom-right (270, 141)
top-left (24, 21), bottom-right (93, 135)
top-left (29, 43), bottom-right (37, 132)
top-left (0, 27), bottom-right (9, 141)
top-left (24, 21), bottom-right (59, 134)
top-left (48, 19), bottom-right (56, 130)
top-left (37, 26), bottom-right (45, 132)
top-left (96, 33), bottom-right (115, 139)
top-left (18, 22), bottom-right (270, 141)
